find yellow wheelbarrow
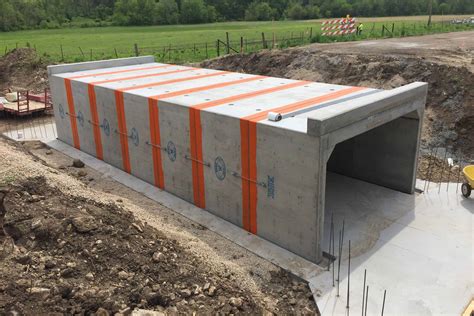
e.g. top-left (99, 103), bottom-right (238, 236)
top-left (461, 165), bottom-right (474, 198)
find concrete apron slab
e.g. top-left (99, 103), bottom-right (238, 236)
top-left (314, 174), bottom-right (473, 316)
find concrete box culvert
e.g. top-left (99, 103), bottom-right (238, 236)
top-left (47, 56), bottom-right (427, 263)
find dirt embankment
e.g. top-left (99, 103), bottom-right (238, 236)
top-left (0, 48), bottom-right (49, 93)
top-left (201, 48), bottom-right (474, 160)
top-left (0, 139), bottom-right (317, 315)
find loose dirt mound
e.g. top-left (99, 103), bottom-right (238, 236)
top-left (0, 48), bottom-right (49, 93)
top-left (201, 49), bottom-right (474, 160)
top-left (0, 173), bottom-right (315, 315)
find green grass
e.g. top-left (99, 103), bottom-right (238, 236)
top-left (0, 15), bottom-right (472, 64)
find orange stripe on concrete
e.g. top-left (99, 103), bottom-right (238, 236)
top-left (120, 71), bottom-right (228, 92)
top-left (64, 78), bottom-right (80, 149)
top-left (240, 119), bottom-right (251, 231)
top-left (148, 75), bottom-right (264, 208)
top-left (148, 99), bottom-right (164, 189)
top-left (68, 64), bottom-right (172, 79)
top-left (193, 80), bottom-right (310, 111)
top-left (241, 86), bottom-right (367, 234)
top-left (246, 86), bottom-right (366, 122)
top-left (114, 90), bottom-right (131, 173)
top-left (87, 84), bottom-right (103, 160)
top-left (93, 67), bottom-right (195, 85)
top-left (248, 121), bottom-right (258, 234)
top-left (189, 108), bottom-right (201, 206)
top-left (188, 80), bottom-right (308, 217)
top-left (195, 111), bottom-right (206, 209)
top-left (150, 75), bottom-right (265, 100)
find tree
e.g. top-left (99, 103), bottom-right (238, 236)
top-left (156, 0), bottom-right (179, 24)
top-left (286, 3), bottom-right (307, 20)
top-left (181, 0), bottom-right (208, 23)
top-left (245, 1), bottom-right (276, 21)
top-left (0, 0), bottom-right (20, 31)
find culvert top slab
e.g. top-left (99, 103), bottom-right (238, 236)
top-left (48, 56), bottom-right (428, 263)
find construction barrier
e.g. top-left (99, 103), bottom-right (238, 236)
top-left (321, 18), bottom-right (357, 36)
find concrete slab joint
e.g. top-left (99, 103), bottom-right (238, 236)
top-left (47, 57), bottom-right (428, 263)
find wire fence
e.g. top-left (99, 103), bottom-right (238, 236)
top-left (2, 21), bottom-right (472, 64)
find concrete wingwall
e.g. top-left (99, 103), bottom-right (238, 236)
top-left (48, 57), bottom-right (427, 264)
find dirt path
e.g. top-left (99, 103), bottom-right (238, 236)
top-left (0, 137), bottom-right (317, 315)
top-left (308, 31), bottom-right (474, 68)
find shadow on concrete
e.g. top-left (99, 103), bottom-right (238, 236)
top-left (322, 172), bottom-right (416, 275)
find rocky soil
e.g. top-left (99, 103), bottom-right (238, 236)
top-left (0, 138), bottom-right (318, 315)
top-left (0, 48), bottom-right (49, 94)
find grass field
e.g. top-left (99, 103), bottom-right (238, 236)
top-left (0, 15), bottom-right (472, 63)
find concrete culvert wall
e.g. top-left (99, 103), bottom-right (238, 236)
top-left (327, 110), bottom-right (422, 194)
top-left (48, 56), bottom-right (427, 263)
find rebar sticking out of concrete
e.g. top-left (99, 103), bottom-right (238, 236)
top-left (361, 269), bottom-right (366, 316)
top-left (328, 213), bottom-right (333, 271)
top-left (331, 214), bottom-right (335, 287)
top-left (364, 286), bottom-right (369, 316)
top-left (439, 148), bottom-right (448, 193)
top-left (337, 229), bottom-right (342, 297)
top-left (381, 289), bottom-right (387, 316)
top-left (426, 147), bottom-right (439, 193)
top-left (457, 156), bottom-right (463, 193)
top-left (346, 240), bottom-right (351, 310)
top-left (423, 147), bottom-right (435, 192)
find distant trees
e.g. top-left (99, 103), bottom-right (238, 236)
top-left (0, 0), bottom-right (473, 31)
top-left (285, 2), bottom-right (320, 20)
top-left (180, 0), bottom-right (216, 24)
top-left (156, 0), bottom-right (179, 24)
top-left (245, 1), bottom-right (277, 21)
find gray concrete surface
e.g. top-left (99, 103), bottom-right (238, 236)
top-left (47, 57), bottom-right (427, 263)
top-left (312, 175), bottom-right (473, 316)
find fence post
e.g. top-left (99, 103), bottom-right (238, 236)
top-left (240, 37), bottom-right (244, 54)
top-left (114, 48), bottom-right (118, 58)
top-left (226, 32), bottom-right (230, 55)
top-left (205, 42), bottom-right (209, 59)
top-left (168, 44), bottom-right (171, 62)
top-left (134, 43), bottom-right (139, 56)
top-left (272, 32), bottom-right (275, 49)
top-left (382, 25), bottom-right (385, 37)
top-left (60, 45), bottom-right (64, 61)
top-left (261, 32), bottom-right (266, 49)
top-left (310, 27), bottom-right (313, 39)
top-left (79, 46), bottom-right (85, 58)
top-left (217, 40), bottom-right (220, 57)
top-left (391, 23), bottom-right (395, 34)
top-left (193, 43), bottom-right (196, 56)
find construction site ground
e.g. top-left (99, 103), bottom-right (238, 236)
top-left (0, 30), bottom-right (473, 314)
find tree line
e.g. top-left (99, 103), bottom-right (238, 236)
top-left (0, 0), bottom-right (473, 31)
